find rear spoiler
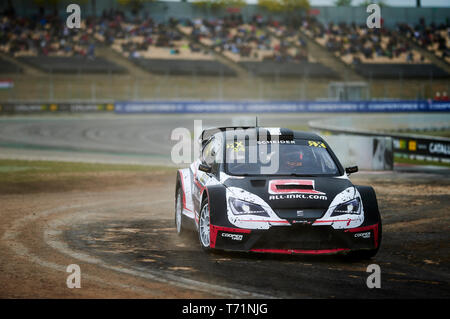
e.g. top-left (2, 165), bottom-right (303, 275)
top-left (200, 127), bottom-right (294, 146)
top-left (200, 126), bottom-right (255, 143)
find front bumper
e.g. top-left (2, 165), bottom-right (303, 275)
top-left (210, 223), bottom-right (379, 254)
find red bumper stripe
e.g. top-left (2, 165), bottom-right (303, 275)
top-left (250, 248), bottom-right (350, 255)
top-left (240, 220), bottom-right (290, 224)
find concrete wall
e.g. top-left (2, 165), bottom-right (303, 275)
top-left (322, 135), bottom-right (393, 170)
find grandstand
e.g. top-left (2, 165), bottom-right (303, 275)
top-left (0, 14), bottom-right (126, 74)
top-left (178, 18), bottom-right (336, 78)
top-left (300, 17), bottom-right (449, 79)
top-left (0, 1), bottom-right (448, 101)
top-left (398, 22), bottom-right (450, 64)
top-left (105, 18), bottom-right (236, 75)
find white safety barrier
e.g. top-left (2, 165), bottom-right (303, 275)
top-left (321, 135), bottom-right (393, 171)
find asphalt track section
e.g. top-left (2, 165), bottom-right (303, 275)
top-left (0, 112), bottom-right (447, 165)
top-left (0, 113), bottom-right (449, 173)
top-left (0, 113), bottom-right (334, 165)
top-left (0, 113), bottom-right (449, 298)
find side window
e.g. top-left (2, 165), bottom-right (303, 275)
top-left (202, 138), bottom-right (215, 166)
top-left (318, 148), bottom-right (338, 174)
top-left (202, 137), bottom-right (222, 177)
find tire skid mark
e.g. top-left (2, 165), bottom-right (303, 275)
top-left (45, 202), bottom-right (275, 299)
top-left (2, 198), bottom-right (274, 299)
top-left (2, 201), bottom-right (162, 296)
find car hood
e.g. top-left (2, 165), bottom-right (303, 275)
top-left (222, 175), bottom-right (354, 211)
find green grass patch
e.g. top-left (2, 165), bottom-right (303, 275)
top-left (285, 125), bottom-right (311, 132)
top-left (392, 130), bottom-right (450, 138)
top-left (0, 159), bottom-right (176, 184)
top-left (394, 154), bottom-right (450, 167)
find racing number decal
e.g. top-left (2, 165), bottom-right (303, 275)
top-left (308, 141), bottom-right (326, 148)
top-left (226, 141), bottom-right (245, 152)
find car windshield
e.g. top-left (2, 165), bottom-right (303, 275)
top-left (225, 138), bottom-right (339, 176)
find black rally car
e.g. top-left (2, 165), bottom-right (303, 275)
top-left (175, 127), bottom-right (381, 258)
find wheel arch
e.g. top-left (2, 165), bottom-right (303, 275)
top-left (175, 169), bottom-right (186, 211)
top-left (355, 185), bottom-right (381, 226)
top-left (175, 169), bottom-right (184, 194)
top-left (203, 184), bottom-right (229, 227)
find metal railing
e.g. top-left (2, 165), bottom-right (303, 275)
top-left (0, 71), bottom-right (449, 102)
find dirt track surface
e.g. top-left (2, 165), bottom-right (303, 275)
top-left (1, 170), bottom-right (449, 299)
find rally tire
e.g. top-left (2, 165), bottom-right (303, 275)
top-left (175, 187), bottom-right (186, 235)
top-left (198, 198), bottom-right (211, 252)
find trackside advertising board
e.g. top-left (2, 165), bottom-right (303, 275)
top-left (393, 137), bottom-right (450, 160)
top-left (114, 100), bottom-right (450, 113)
top-left (1, 101), bottom-right (449, 114)
top-left (0, 102), bottom-right (115, 113)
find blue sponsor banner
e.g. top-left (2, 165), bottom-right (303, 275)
top-left (114, 100), bottom-right (450, 113)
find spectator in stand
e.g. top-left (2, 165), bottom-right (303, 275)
top-left (406, 51), bottom-right (414, 63)
top-left (434, 91), bottom-right (441, 101)
top-left (87, 42), bottom-right (95, 59)
top-left (352, 55), bottom-right (362, 65)
top-left (302, 18), bottom-right (431, 64)
top-left (184, 16), bottom-right (306, 63)
top-left (0, 13), bottom-right (98, 58)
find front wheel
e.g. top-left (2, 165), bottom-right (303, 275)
top-left (175, 187), bottom-right (185, 235)
top-left (198, 198), bottom-right (211, 252)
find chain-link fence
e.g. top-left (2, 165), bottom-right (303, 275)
top-left (0, 71), bottom-right (449, 102)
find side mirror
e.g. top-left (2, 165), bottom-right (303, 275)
top-left (345, 166), bottom-right (359, 175)
top-left (198, 163), bottom-right (212, 173)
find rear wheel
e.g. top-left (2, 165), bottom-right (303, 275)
top-left (175, 187), bottom-right (185, 235)
top-left (198, 198), bottom-right (211, 252)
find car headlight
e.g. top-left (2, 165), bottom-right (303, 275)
top-left (331, 198), bottom-right (361, 216)
top-left (229, 197), bottom-right (269, 217)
